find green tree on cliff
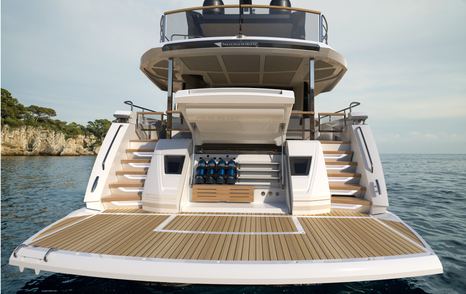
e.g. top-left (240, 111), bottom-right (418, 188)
top-left (86, 119), bottom-right (112, 144)
top-left (1, 88), bottom-right (27, 126)
top-left (26, 105), bottom-right (57, 122)
top-left (1, 88), bottom-right (111, 142)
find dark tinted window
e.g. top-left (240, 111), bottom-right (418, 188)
top-left (164, 155), bottom-right (185, 174)
top-left (290, 157), bottom-right (311, 176)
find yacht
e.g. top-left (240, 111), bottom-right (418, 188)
top-left (10, 0), bottom-right (443, 285)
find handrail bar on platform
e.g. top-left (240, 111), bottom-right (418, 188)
top-left (124, 100), bottom-right (156, 113)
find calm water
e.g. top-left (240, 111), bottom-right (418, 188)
top-left (2, 155), bottom-right (466, 293)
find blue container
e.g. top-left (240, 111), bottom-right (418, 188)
top-left (226, 158), bottom-right (237, 185)
top-left (195, 158), bottom-right (206, 184)
top-left (216, 158), bottom-right (226, 184)
top-left (206, 158), bottom-right (217, 184)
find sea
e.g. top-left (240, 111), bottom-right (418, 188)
top-left (1, 155), bottom-right (465, 293)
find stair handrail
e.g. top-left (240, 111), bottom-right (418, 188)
top-left (124, 100), bottom-right (156, 112)
top-left (355, 126), bottom-right (374, 173)
top-left (102, 125), bottom-right (123, 170)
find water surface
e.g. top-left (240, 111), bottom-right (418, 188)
top-left (2, 155), bottom-right (465, 293)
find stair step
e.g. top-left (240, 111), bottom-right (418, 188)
top-left (330, 184), bottom-right (365, 191)
top-left (121, 159), bottom-right (151, 164)
top-left (330, 184), bottom-right (366, 196)
top-left (126, 148), bottom-right (154, 153)
top-left (320, 140), bottom-right (350, 144)
top-left (129, 139), bottom-right (157, 142)
top-left (325, 160), bottom-right (357, 166)
top-left (331, 196), bottom-right (370, 206)
top-left (127, 152), bottom-right (153, 159)
top-left (109, 181), bottom-right (145, 188)
top-left (323, 150), bottom-right (352, 154)
top-left (102, 193), bottom-right (142, 202)
top-left (116, 170), bottom-right (148, 175)
top-left (327, 172), bottom-right (361, 178)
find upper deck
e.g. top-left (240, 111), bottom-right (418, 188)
top-left (140, 4), bottom-right (346, 98)
top-left (160, 4), bottom-right (327, 44)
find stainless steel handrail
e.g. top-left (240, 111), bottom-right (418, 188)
top-left (320, 101), bottom-right (361, 119)
top-left (124, 100), bottom-right (156, 112)
top-left (102, 125), bottom-right (123, 170)
top-left (164, 5), bottom-right (321, 15)
top-left (356, 126), bottom-right (373, 173)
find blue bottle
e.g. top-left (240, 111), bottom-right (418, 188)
top-left (195, 158), bottom-right (206, 184)
top-left (205, 157), bottom-right (217, 184)
top-left (226, 158), bottom-right (237, 185)
top-left (198, 157), bottom-right (206, 168)
top-left (216, 158), bottom-right (226, 184)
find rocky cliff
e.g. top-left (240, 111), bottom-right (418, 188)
top-left (1, 125), bottom-right (99, 156)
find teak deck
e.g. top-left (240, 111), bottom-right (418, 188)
top-left (30, 211), bottom-right (426, 262)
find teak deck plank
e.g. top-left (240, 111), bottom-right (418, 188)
top-left (219, 219), bottom-right (236, 260)
top-left (102, 208), bottom-right (368, 217)
top-left (381, 220), bottom-right (424, 247)
top-left (31, 213), bottom-right (426, 262)
top-left (352, 218), bottom-right (392, 256)
top-left (211, 216), bottom-right (232, 260)
top-left (35, 215), bottom-right (111, 248)
top-left (337, 218), bottom-right (391, 257)
top-left (319, 219), bottom-right (355, 259)
top-left (105, 216), bottom-right (165, 255)
top-left (201, 217), bottom-right (225, 260)
top-left (328, 218), bottom-right (369, 257)
top-left (154, 215), bottom-right (202, 258)
top-left (301, 219), bottom-right (334, 259)
top-left (33, 216), bottom-right (89, 240)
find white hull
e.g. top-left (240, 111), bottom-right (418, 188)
top-left (10, 247), bottom-right (442, 285)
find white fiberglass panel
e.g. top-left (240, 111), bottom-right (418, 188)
top-left (287, 140), bottom-right (331, 214)
top-left (175, 88), bottom-right (294, 145)
top-left (142, 139), bottom-right (191, 213)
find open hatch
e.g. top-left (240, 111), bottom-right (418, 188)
top-left (175, 88), bottom-right (294, 145)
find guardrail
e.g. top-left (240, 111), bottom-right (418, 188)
top-left (288, 111), bottom-right (315, 140)
top-left (320, 101), bottom-right (360, 120)
top-left (124, 101), bottom-right (360, 140)
top-left (136, 111), bottom-right (165, 140)
top-left (166, 110), bottom-right (190, 134)
top-left (160, 5), bottom-right (328, 44)
top-left (318, 101), bottom-right (361, 133)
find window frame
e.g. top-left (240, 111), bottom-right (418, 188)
top-left (289, 156), bottom-right (312, 176)
top-left (164, 155), bottom-right (186, 175)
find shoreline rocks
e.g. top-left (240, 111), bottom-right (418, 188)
top-left (1, 125), bottom-right (100, 156)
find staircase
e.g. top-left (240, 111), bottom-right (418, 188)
top-left (102, 139), bottom-right (157, 206)
top-left (320, 141), bottom-right (366, 198)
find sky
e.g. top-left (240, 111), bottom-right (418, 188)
top-left (1, 0), bottom-right (465, 153)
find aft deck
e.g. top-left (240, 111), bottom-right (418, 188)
top-left (29, 208), bottom-right (426, 262)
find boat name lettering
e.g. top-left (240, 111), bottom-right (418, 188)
top-left (220, 41), bottom-right (259, 47)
